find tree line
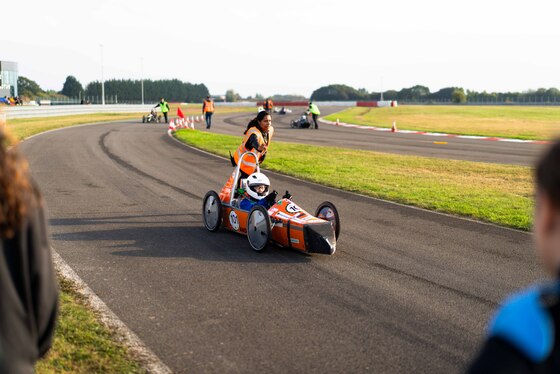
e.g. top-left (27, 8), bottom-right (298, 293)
top-left (18, 76), bottom-right (209, 103)
top-left (17, 75), bottom-right (560, 105)
top-left (310, 84), bottom-right (560, 104)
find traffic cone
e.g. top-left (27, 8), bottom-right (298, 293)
top-left (170, 119), bottom-right (175, 128)
top-left (190, 119), bottom-right (195, 129)
top-left (391, 121), bottom-right (397, 133)
top-left (336, 118), bottom-right (340, 126)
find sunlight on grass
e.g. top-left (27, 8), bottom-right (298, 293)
top-left (175, 130), bottom-right (534, 230)
top-left (324, 106), bottom-right (560, 140)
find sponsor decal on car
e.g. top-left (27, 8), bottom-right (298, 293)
top-left (286, 203), bottom-right (300, 214)
top-left (275, 211), bottom-right (293, 221)
top-left (229, 211), bottom-right (240, 231)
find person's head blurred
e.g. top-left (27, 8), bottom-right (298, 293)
top-left (0, 123), bottom-right (38, 239)
top-left (534, 140), bottom-right (560, 275)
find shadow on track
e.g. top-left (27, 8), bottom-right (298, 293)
top-left (51, 214), bottom-right (312, 264)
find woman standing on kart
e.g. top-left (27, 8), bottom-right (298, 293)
top-left (231, 110), bottom-right (274, 178)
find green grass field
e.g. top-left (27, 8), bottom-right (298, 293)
top-left (174, 130), bottom-right (533, 230)
top-left (35, 277), bottom-right (142, 373)
top-left (324, 106), bottom-right (560, 140)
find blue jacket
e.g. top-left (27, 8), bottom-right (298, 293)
top-left (239, 197), bottom-right (271, 211)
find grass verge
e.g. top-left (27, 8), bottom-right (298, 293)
top-left (35, 276), bottom-right (142, 373)
top-left (174, 130), bottom-right (533, 230)
top-left (324, 106), bottom-right (560, 140)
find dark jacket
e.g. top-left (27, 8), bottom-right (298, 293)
top-left (0, 202), bottom-right (58, 374)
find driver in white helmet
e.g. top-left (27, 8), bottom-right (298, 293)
top-left (239, 172), bottom-right (279, 211)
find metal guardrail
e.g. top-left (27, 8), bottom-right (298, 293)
top-left (3, 104), bottom-right (156, 119)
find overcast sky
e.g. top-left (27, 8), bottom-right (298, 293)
top-left (2, 0), bottom-right (559, 97)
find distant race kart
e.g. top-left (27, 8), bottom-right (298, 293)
top-left (278, 106), bottom-right (292, 115)
top-left (290, 112), bottom-right (312, 128)
top-left (142, 110), bottom-right (162, 123)
top-left (202, 152), bottom-right (340, 254)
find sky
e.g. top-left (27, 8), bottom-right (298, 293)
top-left (2, 0), bottom-right (560, 98)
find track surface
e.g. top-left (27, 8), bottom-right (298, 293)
top-left (207, 108), bottom-right (545, 166)
top-left (23, 120), bottom-right (542, 373)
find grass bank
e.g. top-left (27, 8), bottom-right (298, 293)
top-left (324, 106), bottom-right (560, 140)
top-left (174, 130), bottom-right (533, 230)
top-left (35, 277), bottom-right (141, 373)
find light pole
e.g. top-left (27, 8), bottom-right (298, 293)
top-left (100, 44), bottom-right (105, 105)
top-left (141, 57), bottom-right (144, 105)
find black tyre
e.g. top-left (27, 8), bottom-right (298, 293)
top-left (315, 201), bottom-right (340, 240)
top-left (202, 191), bottom-right (222, 232)
top-left (247, 205), bottom-right (271, 251)
top-left (290, 121), bottom-right (295, 128)
top-left (142, 116), bottom-right (146, 123)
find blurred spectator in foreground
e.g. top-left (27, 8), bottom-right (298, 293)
top-left (468, 140), bottom-right (560, 373)
top-left (0, 121), bottom-right (58, 373)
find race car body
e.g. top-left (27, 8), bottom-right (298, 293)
top-left (202, 152), bottom-right (340, 254)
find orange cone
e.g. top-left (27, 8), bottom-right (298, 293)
top-left (391, 121), bottom-right (397, 133)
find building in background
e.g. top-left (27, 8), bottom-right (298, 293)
top-left (0, 61), bottom-right (18, 97)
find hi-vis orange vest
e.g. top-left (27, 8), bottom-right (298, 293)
top-left (233, 126), bottom-right (274, 175)
top-left (203, 99), bottom-right (214, 113)
top-left (265, 99), bottom-right (273, 110)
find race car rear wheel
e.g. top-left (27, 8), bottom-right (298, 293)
top-left (247, 205), bottom-right (271, 251)
top-left (315, 201), bottom-right (340, 240)
top-left (203, 191), bottom-right (222, 232)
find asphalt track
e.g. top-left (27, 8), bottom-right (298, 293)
top-left (206, 107), bottom-right (546, 166)
top-left (22, 120), bottom-right (543, 373)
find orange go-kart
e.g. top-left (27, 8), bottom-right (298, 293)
top-left (202, 152), bottom-right (340, 254)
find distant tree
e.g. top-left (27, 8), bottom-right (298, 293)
top-left (310, 84), bottom-right (369, 101)
top-left (60, 76), bottom-right (84, 98)
top-left (84, 79), bottom-right (209, 103)
top-left (255, 93), bottom-right (264, 100)
top-left (451, 88), bottom-right (467, 103)
top-left (225, 89), bottom-right (241, 102)
top-left (17, 76), bottom-right (44, 98)
top-left (399, 85), bottom-right (430, 101)
top-left (383, 90), bottom-right (399, 100)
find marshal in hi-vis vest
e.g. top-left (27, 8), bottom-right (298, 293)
top-left (233, 126), bottom-right (274, 175)
top-left (203, 99), bottom-right (214, 113)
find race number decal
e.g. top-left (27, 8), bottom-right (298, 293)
top-left (229, 211), bottom-right (240, 231)
top-left (286, 203), bottom-right (300, 214)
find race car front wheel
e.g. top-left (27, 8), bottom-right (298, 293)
top-left (247, 205), bottom-right (271, 252)
top-left (315, 201), bottom-right (340, 240)
top-left (203, 191), bottom-right (222, 232)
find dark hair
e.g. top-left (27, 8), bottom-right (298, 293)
top-left (244, 110), bottom-right (270, 134)
top-left (0, 127), bottom-right (40, 238)
top-left (536, 140), bottom-right (560, 208)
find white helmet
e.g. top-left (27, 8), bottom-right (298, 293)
top-left (246, 172), bottom-right (270, 200)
